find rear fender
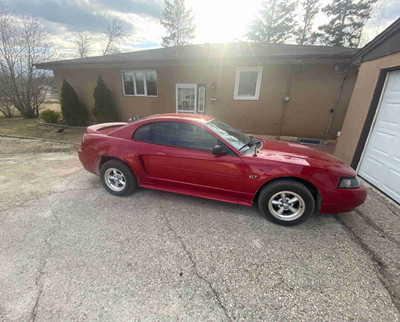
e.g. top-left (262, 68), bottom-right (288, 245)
top-left (95, 140), bottom-right (149, 184)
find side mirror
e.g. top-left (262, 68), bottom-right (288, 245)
top-left (212, 144), bottom-right (228, 156)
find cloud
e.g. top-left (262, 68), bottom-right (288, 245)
top-left (2, 0), bottom-right (399, 60)
top-left (361, 0), bottom-right (400, 44)
top-left (96, 0), bottom-right (162, 18)
top-left (2, 0), bottom-right (108, 33)
top-left (1, 0), bottom-right (163, 34)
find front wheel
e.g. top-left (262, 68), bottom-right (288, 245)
top-left (100, 160), bottom-right (137, 196)
top-left (258, 180), bottom-right (315, 226)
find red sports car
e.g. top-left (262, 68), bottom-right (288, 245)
top-left (78, 113), bottom-right (367, 226)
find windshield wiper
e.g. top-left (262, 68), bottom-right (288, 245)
top-left (238, 136), bottom-right (255, 151)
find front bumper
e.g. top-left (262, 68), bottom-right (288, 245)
top-left (320, 184), bottom-right (367, 214)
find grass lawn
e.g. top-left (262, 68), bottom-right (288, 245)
top-left (0, 100), bottom-right (86, 146)
top-left (0, 116), bottom-right (85, 146)
top-left (40, 100), bottom-right (62, 113)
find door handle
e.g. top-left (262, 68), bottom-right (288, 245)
top-left (156, 151), bottom-right (167, 156)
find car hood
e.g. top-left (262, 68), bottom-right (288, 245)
top-left (255, 139), bottom-right (356, 176)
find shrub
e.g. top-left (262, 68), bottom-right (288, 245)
top-left (60, 79), bottom-right (88, 126)
top-left (92, 75), bottom-right (118, 122)
top-left (40, 109), bottom-right (60, 123)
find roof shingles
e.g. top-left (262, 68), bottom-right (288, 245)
top-left (36, 42), bottom-right (357, 69)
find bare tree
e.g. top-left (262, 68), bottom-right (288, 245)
top-left (0, 80), bottom-right (14, 117)
top-left (0, 8), bottom-right (53, 118)
top-left (75, 31), bottom-right (91, 58)
top-left (102, 18), bottom-right (126, 55)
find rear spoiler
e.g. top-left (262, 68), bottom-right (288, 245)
top-left (87, 122), bottom-right (128, 134)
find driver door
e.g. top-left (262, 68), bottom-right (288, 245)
top-left (145, 121), bottom-right (245, 202)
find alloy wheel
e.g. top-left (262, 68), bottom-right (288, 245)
top-left (104, 168), bottom-right (126, 192)
top-left (268, 191), bottom-right (305, 221)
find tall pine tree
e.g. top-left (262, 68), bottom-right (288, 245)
top-left (318, 0), bottom-right (377, 47)
top-left (160, 0), bottom-right (195, 47)
top-left (246, 0), bottom-right (297, 44)
top-left (295, 0), bottom-right (320, 45)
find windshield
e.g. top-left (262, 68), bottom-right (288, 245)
top-left (205, 119), bottom-right (251, 151)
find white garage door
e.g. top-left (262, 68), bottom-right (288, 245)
top-left (359, 70), bottom-right (400, 204)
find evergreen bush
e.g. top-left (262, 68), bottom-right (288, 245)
top-left (40, 109), bottom-right (60, 123)
top-left (60, 79), bottom-right (88, 126)
top-left (92, 75), bottom-right (118, 122)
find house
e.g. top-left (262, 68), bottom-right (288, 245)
top-left (36, 42), bottom-right (358, 139)
top-left (334, 17), bottom-right (400, 204)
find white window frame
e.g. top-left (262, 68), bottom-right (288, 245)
top-left (198, 86), bottom-right (206, 113)
top-left (121, 70), bottom-right (158, 97)
top-left (176, 83), bottom-right (197, 113)
top-left (234, 67), bottom-right (263, 100)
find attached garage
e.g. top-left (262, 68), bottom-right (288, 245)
top-left (334, 17), bottom-right (400, 204)
top-left (358, 70), bottom-right (400, 203)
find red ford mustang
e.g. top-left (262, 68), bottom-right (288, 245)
top-left (78, 113), bottom-right (367, 226)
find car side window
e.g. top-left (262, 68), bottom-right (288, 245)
top-left (154, 122), bottom-right (218, 152)
top-left (132, 123), bottom-right (153, 142)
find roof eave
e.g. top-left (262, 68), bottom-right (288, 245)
top-left (35, 54), bottom-right (354, 70)
top-left (351, 17), bottom-right (400, 64)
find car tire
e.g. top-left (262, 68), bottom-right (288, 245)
top-left (258, 179), bottom-right (315, 226)
top-left (100, 160), bottom-right (137, 196)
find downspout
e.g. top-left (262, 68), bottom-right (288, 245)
top-left (277, 68), bottom-right (294, 139)
top-left (324, 71), bottom-right (348, 141)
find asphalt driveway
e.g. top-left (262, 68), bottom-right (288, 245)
top-left (1, 137), bottom-right (399, 321)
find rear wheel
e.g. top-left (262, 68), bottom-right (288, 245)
top-left (100, 160), bottom-right (137, 196)
top-left (258, 180), bottom-right (315, 226)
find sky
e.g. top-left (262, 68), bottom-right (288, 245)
top-left (1, 0), bottom-right (399, 59)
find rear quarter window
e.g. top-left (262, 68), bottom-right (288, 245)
top-left (132, 124), bottom-right (153, 142)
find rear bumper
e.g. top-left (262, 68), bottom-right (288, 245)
top-left (320, 184), bottom-right (367, 214)
top-left (78, 149), bottom-right (100, 175)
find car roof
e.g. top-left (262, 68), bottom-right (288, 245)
top-left (145, 113), bottom-right (214, 123)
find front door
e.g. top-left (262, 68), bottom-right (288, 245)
top-left (176, 83), bottom-right (197, 113)
top-left (176, 84), bottom-right (207, 114)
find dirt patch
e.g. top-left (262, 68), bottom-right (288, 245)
top-left (0, 137), bottom-right (82, 211)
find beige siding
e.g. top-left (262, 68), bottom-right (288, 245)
top-left (54, 62), bottom-right (356, 139)
top-left (334, 52), bottom-right (400, 165)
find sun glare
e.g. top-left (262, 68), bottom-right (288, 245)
top-left (188, 0), bottom-right (262, 43)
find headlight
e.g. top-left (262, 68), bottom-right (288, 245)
top-left (338, 177), bottom-right (360, 189)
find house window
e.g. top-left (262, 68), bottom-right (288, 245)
top-left (234, 67), bottom-right (262, 100)
top-left (122, 70), bottom-right (158, 97)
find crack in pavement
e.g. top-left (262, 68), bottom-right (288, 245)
top-left (157, 199), bottom-right (233, 321)
top-left (30, 208), bottom-right (61, 322)
top-left (1, 184), bottom-right (98, 320)
top-left (335, 215), bottom-right (400, 314)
